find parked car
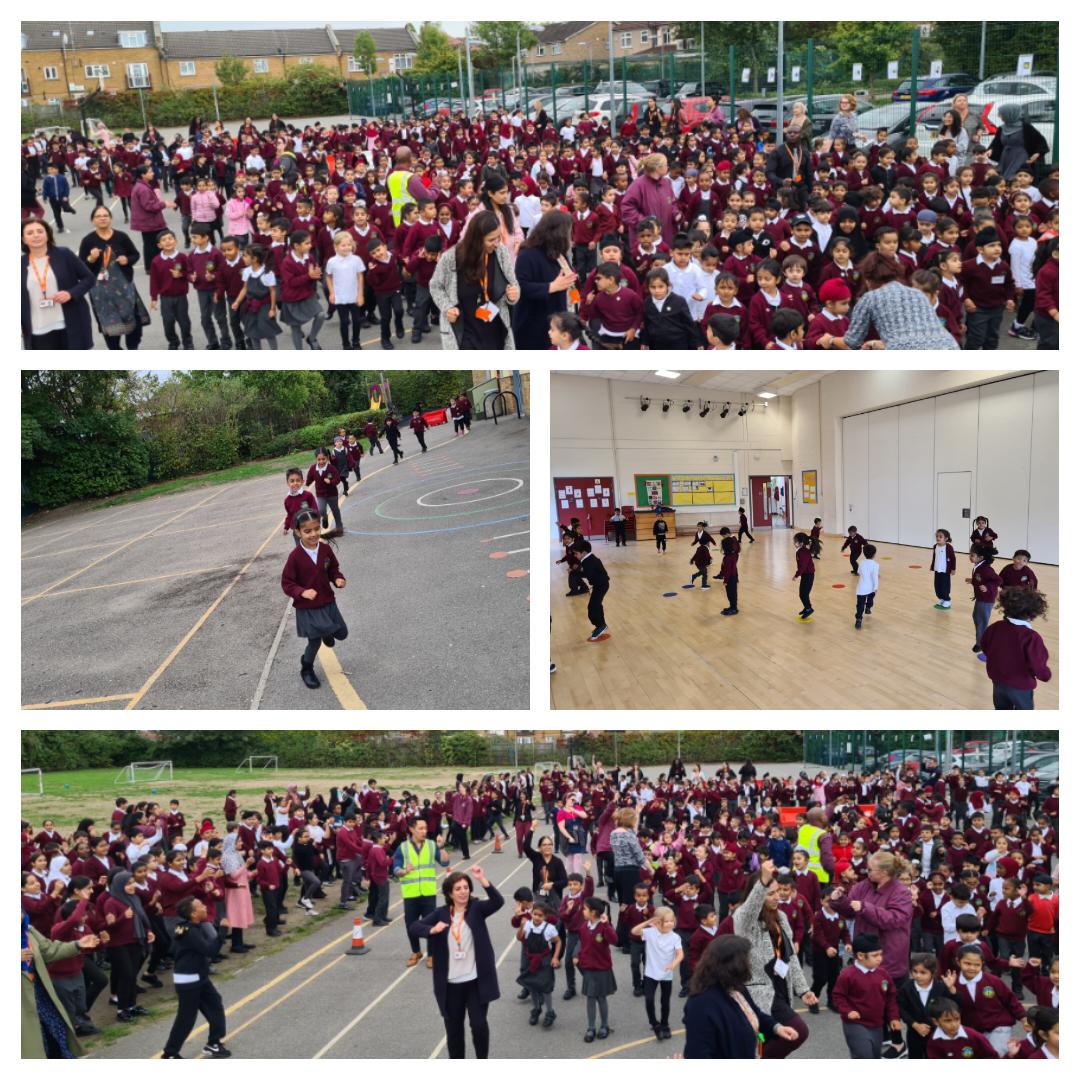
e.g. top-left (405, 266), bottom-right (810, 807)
top-left (965, 75), bottom-right (1057, 159)
top-left (557, 94), bottom-right (648, 128)
top-left (677, 96), bottom-right (719, 132)
top-left (892, 73), bottom-right (977, 102)
top-left (1031, 741), bottom-right (1059, 752)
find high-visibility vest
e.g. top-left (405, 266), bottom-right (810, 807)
top-left (797, 824), bottom-right (829, 883)
top-left (398, 838), bottom-right (438, 898)
top-left (388, 168), bottom-right (414, 227)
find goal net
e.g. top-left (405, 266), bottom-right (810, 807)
top-left (236, 755), bottom-right (279, 773)
top-left (114, 761), bottom-right (174, 785)
top-left (21, 767), bottom-right (44, 796)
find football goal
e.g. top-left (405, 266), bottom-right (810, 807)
top-left (114, 761), bottom-right (174, 785)
top-left (21, 767), bottom-right (44, 796)
top-left (236, 755), bottom-right (279, 773)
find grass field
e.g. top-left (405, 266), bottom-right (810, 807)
top-left (19, 765), bottom-right (520, 829)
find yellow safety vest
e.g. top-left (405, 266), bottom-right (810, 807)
top-left (797, 824), bottom-right (829, 883)
top-left (388, 169), bottom-right (414, 227)
top-left (398, 838), bottom-right (438, 898)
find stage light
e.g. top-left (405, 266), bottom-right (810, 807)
top-left (682, 401), bottom-right (692, 413)
top-left (662, 399), bottom-right (673, 413)
top-left (738, 403), bottom-right (749, 416)
top-left (758, 391), bottom-right (777, 399)
top-left (640, 396), bottom-right (650, 412)
top-left (699, 400), bottom-right (711, 418)
top-left (719, 403), bottom-right (730, 419)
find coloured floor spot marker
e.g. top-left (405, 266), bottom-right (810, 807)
top-left (832, 583), bottom-right (846, 588)
top-left (909, 564), bottom-right (922, 568)
top-left (681, 583), bottom-right (696, 589)
top-left (663, 592), bottom-right (677, 597)
top-left (506, 569), bottom-right (528, 578)
top-left (489, 551), bottom-right (508, 559)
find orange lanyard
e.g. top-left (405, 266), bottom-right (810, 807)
top-left (101, 245), bottom-right (112, 271)
top-left (450, 911), bottom-right (465, 950)
top-left (30, 256), bottom-right (50, 298)
top-left (478, 262), bottom-right (489, 304)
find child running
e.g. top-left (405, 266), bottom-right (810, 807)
top-left (792, 532), bottom-right (815, 620)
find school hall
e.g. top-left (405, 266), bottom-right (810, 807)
top-left (550, 369), bottom-right (1058, 711)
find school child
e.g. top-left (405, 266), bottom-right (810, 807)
top-left (382, 414), bottom-right (404, 464)
top-left (618, 883), bottom-right (655, 996)
top-left (960, 227), bottom-right (1016, 350)
top-left (737, 506), bottom-right (754, 544)
top-left (581, 262), bottom-right (643, 348)
top-left (215, 235), bottom-right (247, 350)
top-left (993, 879), bottom-right (1031, 994)
top-left (279, 229), bottom-right (325, 350)
top-left (999, 549), bottom-right (1038, 590)
top-left (980, 587), bottom-right (1052, 710)
top-left (841, 525), bottom-right (866, 574)
top-left (687, 904), bottom-right (719, 978)
top-left (409, 409), bottom-right (429, 453)
top-left (548, 311), bottom-right (590, 349)
top-left (187, 224), bottom-right (232, 350)
top-left (898, 954), bottom-right (958, 1059)
top-left (1024, 873), bottom-right (1057, 973)
top-left (805, 278), bottom-right (851, 349)
top-left (943, 942), bottom-right (1026, 1056)
top-left (923, 994), bottom-right (997, 1058)
top-left (324, 231), bottom-right (365, 350)
top-left (559, 867), bottom-right (595, 1000)
top-left (792, 532), bottom-right (815, 620)
top-left (652, 514), bottom-right (669, 554)
top-left (574, 897), bottom-right (617, 1042)
top-left (556, 537), bottom-right (589, 597)
top-left (571, 190), bottom-right (600, 283)
top-left (712, 527), bottom-right (740, 616)
top-left (705, 313), bottom-right (740, 349)
top-left (930, 528), bottom-right (956, 608)
top-left (689, 540), bottom-right (712, 589)
top-left (1006, 215), bottom-right (1038, 339)
top-left (1018, 955), bottom-right (1058, 1007)
top-left (639, 268), bottom-right (703, 350)
top-left (280, 505), bottom-right (348, 690)
top-left (966, 543), bottom-right (1002, 659)
top-left (283, 467), bottom-right (318, 543)
top-left (365, 237), bottom-right (405, 349)
top-left (632, 906), bottom-right (682, 1041)
top-left (515, 902), bottom-right (562, 1028)
top-left (664, 873), bottom-right (704, 996)
top-left (573, 539), bottom-right (609, 643)
top-left (809, 893), bottom-right (848, 1013)
top-left (765, 308), bottom-right (805, 349)
top-left (254, 840), bottom-right (283, 935)
top-left (42, 163), bottom-right (73, 233)
top-left (969, 515), bottom-right (998, 549)
top-left (232, 243), bottom-right (282, 350)
top-left (854, 543), bottom-right (879, 630)
top-left (305, 448), bottom-right (343, 536)
top-left (329, 437), bottom-right (352, 498)
top-left (1033, 238), bottom-right (1058, 348)
top-left (149, 230), bottom-right (194, 350)
top-left (833, 932), bottom-right (902, 1058)
top-left (407, 235), bottom-right (442, 342)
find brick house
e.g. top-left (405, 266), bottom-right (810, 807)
top-left (525, 21), bottom-right (697, 67)
top-left (332, 26), bottom-right (419, 77)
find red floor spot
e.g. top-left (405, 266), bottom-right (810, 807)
top-left (831, 583), bottom-right (846, 588)
top-left (908, 564), bottom-right (922, 568)
top-left (457, 486), bottom-right (480, 495)
top-left (489, 550), bottom-right (508, 559)
top-left (506, 569), bottom-right (528, 578)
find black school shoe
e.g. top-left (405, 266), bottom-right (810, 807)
top-left (382, 340), bottom-right (395, 350)
top-left (204, 1042), bottom-right (232, 1058)
top-left (301, 660), bottom-right (320, 689)
top-left (597, 1026), bottom-right (610, 1039)
top-left (543, 1011), bottom-right (556, 1028)
top-left (808, 1001), bottom-right (820, 1014)
top-left (518, 988), bottom-right (530, 1000)
top-left (142, 973), bottom-right (164, 988)
top-left (583, 1029), bottom-right (596, 1043)
top-left (529, 1007), bottom-right (542, 1025)
top-left (660, 1025), bottom-right (672, 1040)
top-left (563, 987), bottom-right (577, 1000)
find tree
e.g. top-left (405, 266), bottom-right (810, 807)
top-left (470, 21), bottom-right (537, 70)
top-left (352, 30), bottom-right (377, 76)
top-left (413, 22), bottom-right (459, 76)
top-left (830, 21), bottom-right (915, 84)
top-left (215, 54), bottom-right (248, 87)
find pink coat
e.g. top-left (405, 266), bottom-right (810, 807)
top-left (225, 198), bottom-right (253, 236)
top-left (224, 867), bottom-right (255, 929)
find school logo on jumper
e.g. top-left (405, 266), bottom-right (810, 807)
top-left (961, 1047), bottom-right (975, 1058)
top-left (881, 979), bottom-right (889, 992)
top-left (982, 986), bottom-right (996, 998)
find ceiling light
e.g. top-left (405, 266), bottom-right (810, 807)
top-left (757, 391), bottom-right (777, 399)
top-left (661, 399), bottom-right (673, 413)
top-left (699, 400), bottom-right (711, 418)
top-left (719, 403), bottom-right (730, 419)
top-left (654, 370), bottom-right (682, 379)
top-left (681, 401), bottom-right (692, 413)
top-left (640, 396), bottom-right (650, 412)
top-left (738, 403), bottom-right (749, 416)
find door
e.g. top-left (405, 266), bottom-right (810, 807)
top-left (553, 476), bottom-right (615, 538)
top-left (936, 471), bottom-right (972, 550)
top-left (749, 475), bottom-right (772, 528)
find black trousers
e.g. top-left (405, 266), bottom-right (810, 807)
top-left (613, 522), bottom-right (626, 546)
top-left (403, 894), bottom-right (436, 953)
top-left (644, 976), bottom-right (672, 1026)
top-left (375, 292), bottom-right (404, 342)
top-left (737, 524), bottom-right (753, 542)
top-left (108, 942), bottom-right (143, 1010)
top-left (365, 880), bottom-right (390, 922)
top-left (414, 430), bottom-right (428, 451)
top-left (139, 229), bottom-right (163, 272)
top-left (934, 571), bottom-right (951, 601)
top-left (449, 820), bottom-right (470, 858)
top-left (586, 582), bottom-right (608, 630)
top-left (798, 574), bottom-right (814, 611)
top-left (848, 551), bottom-right (860, 573)
top-left (163, 978), bottom-right (226, 1055)
top-left (444, 979), bottom-right (490, 1059)
top-left (964, 305), bottom-right (1004, 350)
top-left (567, 567), bottom-right (588, 594)
top-left (388, 437), bottom-right (403, 462)
top-left (82, 956), bottom-right (109, 1010)
top-left (993, 683), bottom-right (1034, 710)
top-left (160, 293), bottom-right (194, 349)
top-left (629, 938), bottom-right (645, 988)
top-left (811, 948), bottom-right (841, 1001)
top-left (856, 591), bottom-right (876, 619)
top-left (260, 887), bottom-right (281, 931)
top-left (613, 864), bottom-right (642, 905)
top-left (335, 303), bottom-right (364, 347)
top-left (655, 536), bottom-right (666, 551)
top-left (1034, 312), bottom-right (1058, 349)
top-left (725, 579), bottom-right (738, 610)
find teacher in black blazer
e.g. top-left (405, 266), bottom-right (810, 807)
top-left (766, 125), bottom-right (813, 209)
top-left (412, 866), bottom-right (504, 1059)
top-left (683, 934), bottom-right (801, 1058)
top-left (21, 219), bottom-right (95, 349)
top-left (511, 210), bottom-right (577, 350)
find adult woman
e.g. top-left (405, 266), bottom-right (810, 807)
top-left (949, 95), bottom-right (985, 164)
top-left (829, 850), bottom-right (914, 986)
top-left (22, 159), bottom-right (43, 220)
top-left (837, 254), bottom-right (960, 350)
top-left (684, 934), bottom-right (801, 1058)
top-left (826, 93), bottom-right (864, 151)
top-left (77, 205), bottom-right (148, 350)
top-left (732, 859), bottom-right (817, 1057)
top-left (512, 786), bottom-right (535, 857)
top-left (130, 163), bottom-right (175, 271)
top-left (523, 819), bottom-right (569, 904)
top-left (620, 153), bottom-right (678, 244)
top-left (610, 806), bottom-right (650, 904)
top-left (989, 103), bottom-right (1049, 179)
top-left (221, 830), bottom-right (255, 954)
top-left (555, 793), bottom-right (589, 874)
top-left (21, 219), bottom-right (95, 350)
top-left (938, 109), bottom-right (970, 164)
top-left (643, 98), bottom-right (665, 139)
top-left (411, 866), bottom-right (504, 1059)
top-left (479, 173), bottom-right (524, 261)
top-left (188, 115), bottom-right (204, 140)
top-left (272, 137), bottom-right (298, 183)
top-left (511, 209), bottom-right (578, 349)
top-left (788, 101), bottom-right (815, 153)
top-left (268, 112), bottom-right (287, 134)
top-left (100, 870), bottom-right (154, 1023)
top-left (430, 211), bottom-right (520, 350)
top-left (22, 912), bottom-right (97, 1057)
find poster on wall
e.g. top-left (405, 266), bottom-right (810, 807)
top-left (633, 474), bottom-right (672, 507)
top-left (802, 469), bottom-right (818, 504)
top-left (670, 474), bottom-right (737, 506)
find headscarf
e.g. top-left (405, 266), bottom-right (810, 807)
top-left (221, 832), bottom-right (246, 876)
top-left (997, 103), bottom-right (1024, 137)
top-left (46, 855), bottom-right (70, 888)
top-left (108, 870), bottom-right (152, 944)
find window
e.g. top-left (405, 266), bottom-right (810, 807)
top-left (179, 61), bottom-right (196, 76)
top-left (47, 97), bottom-right (61, 106)
top-left (118, 30), bottom-right (147, 48)
top-left (683, 38), bottom-right (695, 51)
top-left (391, 54), bottom-right (412, 70)
top-left (640, 30), bottom-right (650, 44)
top-left (43, 66), bottom-right (58, 80)
top-left (536, 45), bottom-right (545, 56)
top-left (660, 28), bottom-right (673, 45)
top-left (253, 58), bottom-right (269, 73)
top-left (85, 64), bottom-right (110, 78)
top-left (553, 42), bottom-right (562, 55)
top-left (620, 32), bottom-right (632, 48)
top-left (21, 33), bottom-right (28, 49)
top-left (21, 69), bottom-right (28, 93)
top-left (297, 56), bottom-right (313, 65)
top-left (347, 56), bottom-right (363, 72)
top-left (126, 63), bottom-right (150, 88)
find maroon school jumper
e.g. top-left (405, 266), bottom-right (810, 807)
top-left (304, 462), bottom-right (340, 498)
top-left (998, 564), bottom-right (1038, 590)
top-left (280, 542), bottom-right (343, 610)
top-left (833, 963), bottom-right (900, 1027)
top-left (283, 490), bottom-right (318, 532)
top-left (576, 919), bottom-right (618, 971)
top-left (926, 1027), bottom-right (999, 1059)
top-left (979, 620), bottom-right (1052, 690)
top-left (149, 252), bottom-right (190, 302)
top-left (970, 561), bottom-right (1001, 603)
top-left (953, 972), bottom-right (1025, 1032)
top-left (688, 924), bottom-right (719, 973)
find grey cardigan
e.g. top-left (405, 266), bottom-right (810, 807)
top-left (610, 827), bottom-right (648, 869)
top-left (732, 879), bottom-right (810, 1014)
top-left (429, 243), bottom-right (519, 351)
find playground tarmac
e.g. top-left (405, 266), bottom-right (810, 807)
top-left (21, 416), bottom-right (529, 710)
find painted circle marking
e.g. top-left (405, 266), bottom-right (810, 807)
top-left (416, 477), bottom-right (523, 506)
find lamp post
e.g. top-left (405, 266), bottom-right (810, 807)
top-left (464, 28), bottom-right (476, 116)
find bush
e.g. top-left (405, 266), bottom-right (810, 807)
top-left (21, 730), bottom-right (153, 771)
top-left (262, 409), bottom-right (383, 457)
top-left (440, 732), bottom-right (488, 767)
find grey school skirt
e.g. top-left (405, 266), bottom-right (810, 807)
top-left (581, 968), bottom-right (617, 997)
top-left (295, 600), bottom-right (347, 639)
top-left (280, 294), bottom-right (323, 327)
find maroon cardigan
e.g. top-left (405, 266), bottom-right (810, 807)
top-left (281, 541), bottom-right (344, 610)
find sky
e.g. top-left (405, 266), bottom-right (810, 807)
top-left (160, 21), bottom-right (469, 35)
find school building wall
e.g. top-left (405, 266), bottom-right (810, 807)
top-left (551, 372), bottom-right (791, 539)
top-left (22, 47), bottom-right (164, 104)
top-left (160, 55), bottom-right (342, 90)
top-left (792, 370), bottom-right (1058, 563)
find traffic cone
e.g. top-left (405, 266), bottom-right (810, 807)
top-left (493, 833), bottom-right (503, 854)
top-left (345, 916), bottom-right (370, 955)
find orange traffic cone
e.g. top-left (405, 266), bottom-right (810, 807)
top-left (345, 916), bottom-right (370, 956)
top-left (493, 833), bottom-right (503, 854)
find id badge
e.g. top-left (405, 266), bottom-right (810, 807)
top-left (454, 950), bottom-right (466, 960)
top-left (773, 958), bottom-right (789, 979)
top-left (474, 301), bottom-right (499, 321)
top-left (38, 298), bottom-right (54, 309)
top-left (991, 275), bottom-right (1006, 285)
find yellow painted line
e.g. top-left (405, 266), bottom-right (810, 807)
top-left (23, 693), bottom-right (137, 710)
top-left (318, 646), bottom-right (366, 709)
top-left (21, 564), bottom-right (238, 601)
top-left (21, 488), bottom-right (228, 605)
top-left (154, 837), bottom-right (498, 1052)
top-left (588, 1028), bottom-right (687, 1059)
top-left (21, 504), bottom-right (144, 553)
top-left (314, 956), bottom-right (417, 1058)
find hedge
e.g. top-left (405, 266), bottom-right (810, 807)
top-left (260, 409), bottom-right (383, 458)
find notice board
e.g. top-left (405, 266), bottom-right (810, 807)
top-left (634, 474), bottom-right (671, 508)
top-left (670, 473), bottom-right (737, 506)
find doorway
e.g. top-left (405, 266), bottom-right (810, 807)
top-left (768, 474), bottom-right (792, 529)
top-left (936, 471), bottom-right (972, 550)
top-left (749, 476), bottom-right (771, 528)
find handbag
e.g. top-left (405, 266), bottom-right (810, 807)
top-left (89, 270), bottom-right (149, 336)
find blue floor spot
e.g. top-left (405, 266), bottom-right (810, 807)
top-left (681, 584), bottom-right (696, 589)
top-left (662, 591), bottom-right (677, 597)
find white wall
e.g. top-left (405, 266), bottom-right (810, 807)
top-left (1028, 371), bottom-right (1059, 563)
top-left (896, 399), bottom-right (935, 547)
top-left (551, 373), bottom-right (791, 536)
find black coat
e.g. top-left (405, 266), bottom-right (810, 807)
top-left (77, 229), bottom-right (140, 280)
top-left (684, 983), bottom-right (780, 1058)
top-left (512, 246), bottom-right (567, 350)
top-left (523, 828), bottom-right (569, 898)
top-left (411, 882), bottom-right (504, 1017)
top-left (641, 292), bottom-right (702, 349)
top-left (21, 246), bottom-right (96, 349)
top-left (988, 123), bottom-right (1050, 168)
top-left (766, 143), bottom-right (812, 198)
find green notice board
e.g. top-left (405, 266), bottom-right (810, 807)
top-left (634, 473), bottom-right (671, 507)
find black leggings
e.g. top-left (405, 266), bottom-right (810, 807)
top-left (108, 942), bottom-right (143, 1010)
top-left (443, 978), bottom-right (489, 1059)
top-left (798, 574), bottom-right (814, 611)
top-left (303, 626), bottom-right (348, 665)
top-left (104, 326), bottom-right (143, 350)
top-left (335, 303), bottom-right (364, 347)
top-left (644, 975), bottom-right (672, 1026)
top-left (614, 864), bottom-right (643, 905)
top-left (1014, 288), bottom-right (1036, 325)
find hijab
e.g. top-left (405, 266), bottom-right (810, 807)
top-left (109, 870), bottom-right (152, 943)
top-left (46, 855), bottom-right (70, 888)
top-left (997, 103), bottom-right (1024, 137)
top-left (221, 832), bottom-right (246, 876)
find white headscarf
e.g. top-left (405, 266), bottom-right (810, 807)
top-left (46, 855), bottom-right (70, 888)
top-left (221, 832), bottom-right (246, 876)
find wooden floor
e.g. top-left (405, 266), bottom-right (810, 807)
top-left (550, 530), bottom-right (1059, 711)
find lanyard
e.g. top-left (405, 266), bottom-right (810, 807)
top-left (478, 260), bottom-right (489, 304)
top-left (101, 245), bottom-right (112, 271)
top-left (449, 910), bottom-right (465, 950)
top-left (29, 256), bottom-right (50, 298)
